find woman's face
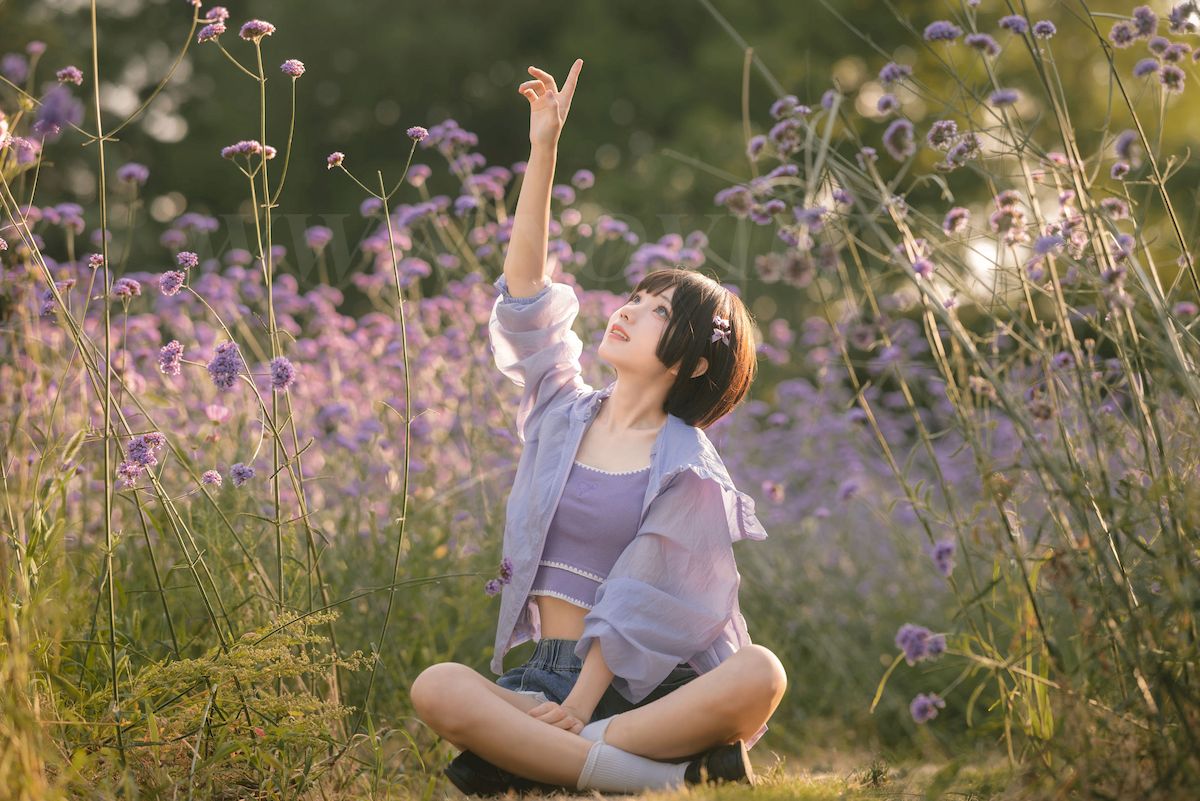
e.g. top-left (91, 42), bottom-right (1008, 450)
top-left (598, 286), bottom-right (677, 376)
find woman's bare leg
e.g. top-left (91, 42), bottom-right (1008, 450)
top-left (411, 662), bottom-right (594, 787)
top-left (601, 644), bottom-right (788, 761)
top-left (410, 644), bottom-right (786, 782)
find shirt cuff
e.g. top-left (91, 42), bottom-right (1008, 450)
top-left (494, 273), bottom-right (552, 306)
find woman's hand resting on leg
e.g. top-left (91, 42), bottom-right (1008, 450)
top-left (526, 700), bottom-right (588, 734)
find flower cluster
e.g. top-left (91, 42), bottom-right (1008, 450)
top-left (206, 341), bottom-right (245, 391)
top-left (895, 623), bottom-right (947, 665)
top-left (117, 431), bottom-right (166, 487)
top-left (484, 556), bottom-right (515, 596)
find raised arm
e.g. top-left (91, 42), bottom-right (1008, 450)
top-left (503, 59), bottom-right (584, 298)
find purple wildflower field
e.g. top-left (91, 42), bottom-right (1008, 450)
top-left (3, 1), bottom-right (1200, 798)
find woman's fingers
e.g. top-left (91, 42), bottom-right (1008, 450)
top-left (560, 59), bottom-right (583, 100)
top-left (527, 65), bottom-right (559, 94)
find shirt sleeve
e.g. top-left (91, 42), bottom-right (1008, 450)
top-left (488, 274), bottom-right (591, 443)
top-left (574, 469), bottom-right (741, 704)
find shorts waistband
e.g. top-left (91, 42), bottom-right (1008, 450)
top-left (528, 638), bottom-right (697, 674)
top-left (528, 638), bottom-right (583, 671)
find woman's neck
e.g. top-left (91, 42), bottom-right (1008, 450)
top-left (595, 380), bottom-right (668, 434)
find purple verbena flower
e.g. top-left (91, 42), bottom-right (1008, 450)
top-left (406, 125), bottom-right (429, 141)
top-left (204, 5), bottom-right (230, 22)
top-left (926, 119), bottom-right (958, 150)
top-left (1032, 20), bottom-right (1057, 39)
top-left (176, 251), bottom-right (199, 269)
top-left (1133, 5), bottom-right (1159, 37)
top-left (88, 253), bottom-right (104, 270)
top-left (1109, 20), bottom-right (1137, 47)
top-left (238, 19), bottom-right (276, 41)
top-left (125, 432), bottom-right (164, 468)
top-left (999, 15), bottom-right (1029, 35)
top-left (965, 32), bottom-right (1001, 57)
top-left (110, 277), bottom-right (142, 299)
top-left (159, 270), bottom-right (186, 296)
top-left (746, 135), bottom-right (767, 160)
top-left (206, 341), bottom-right (245, 391)
top-left (882, 118), bottom-right (915, 160)
top-left (878, 61), bottom-right (912, 86)
top-left (876, 93), bottom-right (899, 114)
top-left (33, 85), bottom-right (84, 139)
top-left (1133, 58), bottom-right (1160, 78)
top-left (931, 538), bottom-right (956, 576)
top-left (484, 578), bottom-right (502, 596)
top-left (197, 22), bottom-right (225, 43)
top-left (895, 623), bottom-right (946, 665)
top-left (989, 88), bottom-right (1020, 106)
top-left (499, 556), bottom-right (514, 583)
top-left (1111, 160), bottom-right (1131, 179)
top-left (230, 462), bottom-right (255, 486)
top-left (116, 162), bottom-right (149, 184)
top-left (305, 225), bottom-right (333, 251)
top-left (912, 258), bottom-right (934, 279)
top-left (1168, 1), bottom-right (1199, 34)
top-left (159, 340), bottom-right (184, 375)
top-left (1160, 64), bottom-right (1186, 93)
top-left (327, 151), bottom-right (345, 169)
top-left (117, 460), bottom-right (143, 487)
top-left (201, 469), bottom-right (223, 486)
top-left (280, 58), bottom-right (305, 77)
top-left (923, 20), bottom-right (963, 41)
top-left (910, 693), bottom-right (946, 723)
top-left (1033, 234), bottom-right (1065, 256)
top-left (221, 139), bottom-right (263, 159)
top-left (269, 355), bottom-right (296, 391)
top-left (1100, 197), bottom-right (1131, 220)
top-left (56, 66), bottom-right (83, 85)
top-left (942, 206), bottom-right (970, 235)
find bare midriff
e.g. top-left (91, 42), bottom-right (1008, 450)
top-left (537, 595), bottom-right (590, 640)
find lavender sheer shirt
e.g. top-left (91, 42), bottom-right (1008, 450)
top-left (488, 274), bottom-right (770, 749)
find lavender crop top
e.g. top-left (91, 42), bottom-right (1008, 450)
top-left (528, 459), bottom-right (653, 610)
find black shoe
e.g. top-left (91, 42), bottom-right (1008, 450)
top-left (683, 739), bottom-right (756, 786)
top-left (443, 749), bottom-right (573, 797)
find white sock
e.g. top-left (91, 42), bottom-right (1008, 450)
top-left (579, 714), bottom-right (616, 743)
top-left (575, 741), bottom-right (688, 792)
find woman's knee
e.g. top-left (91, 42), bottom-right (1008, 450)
top-left (410, 662), bottom-right (472, 726)
top-left (737, 645), bottom-right (788, 699)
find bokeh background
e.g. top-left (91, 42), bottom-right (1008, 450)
top-left (3, 0), bottom-right (1200, 798)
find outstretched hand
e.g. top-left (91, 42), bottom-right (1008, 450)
top-left (518, 59), bottom-right (583, 148)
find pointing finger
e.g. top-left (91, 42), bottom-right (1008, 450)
top-left (561, 58), bottom-right (583, 96)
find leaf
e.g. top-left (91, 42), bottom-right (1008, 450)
top-left (870, 653), bottom-right (904, 713)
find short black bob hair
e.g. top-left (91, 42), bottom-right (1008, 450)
top-left (630, 267), bottom-right (758, 430)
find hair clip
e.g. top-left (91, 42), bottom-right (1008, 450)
top-left (711, 314), bottom-right (731, 346)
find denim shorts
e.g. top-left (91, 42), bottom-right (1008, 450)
top-left (495, 638), bottom-right (699, 723)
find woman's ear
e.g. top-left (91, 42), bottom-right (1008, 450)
top-left (690, 357), bottom-right (708, 379)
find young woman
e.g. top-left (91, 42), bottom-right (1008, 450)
top-left (410, 58), bottom-right (787, 795)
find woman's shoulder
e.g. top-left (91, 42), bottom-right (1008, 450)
top-left (652, 417), bottom-right (768, 544)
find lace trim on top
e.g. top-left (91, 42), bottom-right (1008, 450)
top-left (538, 559), bottom-right (605, 583)
top-left (528, 589), bottom-right (593, 610)
top-left (573, 460), bottom-right (652, 476)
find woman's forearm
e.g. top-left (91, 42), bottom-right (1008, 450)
top-left (565, 639), bottom-right (614, 719)
top-left (502, 142), bottom-right (558, 298)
